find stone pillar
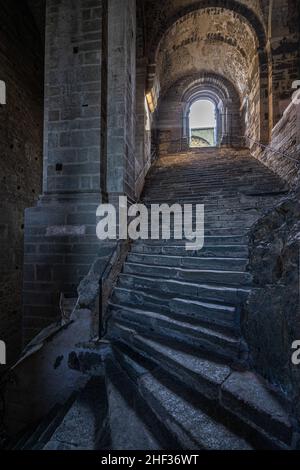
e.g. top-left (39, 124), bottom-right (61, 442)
top-left (23, 0), bottom-right (108, 344)
top-left (221, 105), bottom-right (230, 146)
top-left (107, 0), bottom-right (136, 203)
top-left (259, 49), bottom-right (270, 144)
top-left (181, 108), bottom-right (190, 149)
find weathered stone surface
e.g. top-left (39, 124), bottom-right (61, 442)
top-left (3, 309), bottom-right (96, 436)
top-left (254, 93), bottom-right (300, 187)
top-left (46, 376), bottom-right (107, 450)
top-left (0, 0), bottom-right (44, 363)
top-left (243, 191), bottom-right (300, 420)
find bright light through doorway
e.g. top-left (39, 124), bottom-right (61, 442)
top-left (189, 100), bottom-right (216, 148)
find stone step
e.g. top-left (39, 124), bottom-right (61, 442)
top-left (142, 193), bottom-right (286, 205)
top-left (118, 273), bottom-right (251, 304)
top-left (131, 243), bottom-right (249, 258)
top-left (133, 226), bottom-right (251, 237)
top-left (144, 214), bottom-right (261, 224)
top-left (47, 383), bottom-right (105, 450)
top-left (142, 207), bottom-right (263, 215)
top-left (112, 287), bottom-right (239, 335)
top-left (134, 234), bottom-right (249, 246)
top-left (143, 197), bottom-right (285, 211)
top-left (103, 358), bottom-right (168, 450)
top-left (143, 181), bottom-right (285, 194)
top-left (150, 163), bottom-right (276, 172)
top-left (127, 253), bottom-right (248, 271)
top-left (108, 304), bottom-right (241, 362)
top-left (109, 331), bottom-right (294, 449)
top-left (11, 394), bottom-right (79, 450)
top-left (112, 343), bottom-right (253, 450)
top-left (123, 262), bottom-right (253, 287)
top-left (145, 174), bottom-right (286, 184)
top-left (43, 377), bottom-right (108, 450)
top-left (148, 176), bottom-right (285, 185)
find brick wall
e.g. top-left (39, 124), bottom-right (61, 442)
top-left (0, 0), bottom-right (44, 364)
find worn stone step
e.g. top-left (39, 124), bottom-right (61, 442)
top-left (108, 304), bottom-right (241, 361)
top-left (131, 243), bottom-right (249, 258)
top-left (103, 359), bottom-right (168, 450)
top-left (118, 273), bottom-right (251, 304)
top-left (146, 167), bottom-right (283, 177)
top-left (112, 343), bottom-right (253, 450)
top-left (143, 196), bottom-right (285, 210)
top-left (144, 181), bottom-right (285, 195)
top-left (147, 179), bottom-right (286, 189)
top-left (145, 214), bottom-right (260, 226)
top-left (109, 330), bottom-right (294, 448)
top-left (145, 175), bottom-right (286, 186)
top-left (134, 234), bottom-right (249, 246)
top-left (127, 253), bottom-right (248, 271)
top-left (134, 230), bottom-right (249, 240)
top-left (43, 377), bottom-right (108, 450)
top-left (123, 262), bottom-right (253, 287)
top-left (112, 287), bottom-right (238, 335)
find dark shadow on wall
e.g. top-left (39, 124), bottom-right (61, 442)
top-left (0, 0), bottom-right (45, 365)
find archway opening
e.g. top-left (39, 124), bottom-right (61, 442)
top-left (189, 99), bottom-right (217, 148)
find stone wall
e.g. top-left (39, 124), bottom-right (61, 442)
top-left (268, 0), bottom-right (299, 126)
top-left (107, 0), bottom-right (136, 200)
top-left (23, 0), bottom-right (108, 345)
top-left (253, 91), bottom-right (300, 187)
top-left (0, 1), bottom-right (44, 364)
top-left (22, 0), bottom-right (138, 346)
top-left (243, 192), bottom-right (300, 420)
top-left (43, 0), bottom-right (104, 195)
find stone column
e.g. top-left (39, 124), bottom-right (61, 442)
top-left (106, 0), bottom-right (136, 204)
top-left (259, 49), bottom-right (270, 144)
top-left (23, 0), bottom-right (109, 344)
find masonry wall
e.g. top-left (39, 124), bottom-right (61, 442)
top-left (107, 0), bottom-right (136, 201)
top-left (23, 0), bottom-right (107, 345)
top-left (269, 0), bottom-right (299, 125)
top-left (0, 1), bottom-right (44, 364)
top-left (253, 91), bottom-right (300, 187)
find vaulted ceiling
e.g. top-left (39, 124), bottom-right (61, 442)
top-left (155, 8), bottom-right (259, 95)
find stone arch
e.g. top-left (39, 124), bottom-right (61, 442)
top-left (148, 2), bottom-right (270, 143)
top-left (180, 73), bottom-right (242, 147)
top-left (156, 72), bottom-right (243, 154)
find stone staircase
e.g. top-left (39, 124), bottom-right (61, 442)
top-left (12, 148), bottom-right (299, 450)
top-left (103, 148), bottom-right (296, 450)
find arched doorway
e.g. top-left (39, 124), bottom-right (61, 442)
top-left (189, 99), bottom-right (217, 148)
top-left (148, 5), bottom-right (271, 147)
